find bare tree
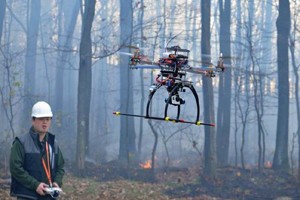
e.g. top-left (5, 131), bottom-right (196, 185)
top-left (148, 121), bottom-right (158, 175)
top-left (0, 0), bottom-right (6, 126)
top-left (0, 49), bottom-right (22, 139)
top-left (216, 0), bottom-right (232, 167)
top-left (53, 1), bottom-right (80, 134)
top-left (201, 0), bottom-right (216, 177)
top-left (0, 0), bottom-right (5, 43)
top-left (289, 0), bottom-right (300, 177)
top-left (137, 0), bottom-right (146, 160)
top-left (251, 53), bottom-right (266, 170)
top-left (23, 0), bottom-right (41, 130)
top-left (76, 0), bottom-right (96, 176)
top-left (273, 0), bottom-right (291, 172)
top-left (119, 0), bottom-right (137, 166)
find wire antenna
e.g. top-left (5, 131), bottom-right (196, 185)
top-left (165, 31), bottom-right (184, 51)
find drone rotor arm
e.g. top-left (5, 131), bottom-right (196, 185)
top-left (130, 64), bottom-right (160, 69)
top-left (140, 60), bottom-right (159, 65)
top-left (185, 67), bottom-right (209, 75)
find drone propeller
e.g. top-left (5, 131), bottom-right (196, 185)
top-left (125, 45), bottom-right (140, 49)
top-left (118, 44), bottom-right (143, 57)
top-left (191, 66), bottom-right (220, 71)
top-left (118, 47), bottom-right (153, 66)
top-left (186, 59), bottom-right (225, 77)
top-left (185, 68), bottom-right (208, 75)
top-left (124, 45), bottom-right (151, 52)
top-left (189, 59), bottom-right (213, 65)
top-left (201, 53), bottom-right (240, 61)
top-left (118, 51), bottom-right (134, 56)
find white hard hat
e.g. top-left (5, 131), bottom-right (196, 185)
top-left (31, 101), bottom-right (53, 118)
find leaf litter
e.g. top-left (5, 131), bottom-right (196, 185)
top-left (1, 163), bottom-right (300, 200)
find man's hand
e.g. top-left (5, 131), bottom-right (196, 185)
top-left (52, 182), bottom-right (60, 188)
top-left (36, 182), bottom-right (48, 195)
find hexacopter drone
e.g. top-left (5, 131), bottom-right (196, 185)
top-left (114, 45), bottom-right (226, 127)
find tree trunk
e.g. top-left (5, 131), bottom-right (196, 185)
top-left (137, 0), bottom-right (145, 160)
top-left (289, 2), bottom-right (300, 178)
top-left (76, 0), bottom-right (96, 176)
top-left (273, 0), bottom-right (290, 172)
top-left (53, 0), bottom-right (80, 136)
top-left (201, 0), bottom-right (216, 177)
top-left (0, 0), bottom-right (6, 43)
top-left (23, 0), bottom-right (41, 130)
top-left (217, 0), bottom-right (231, 167)
top-left (118, 0), bottom-right (137, 166)
top-left (0, 0), bottom-right (6, 126)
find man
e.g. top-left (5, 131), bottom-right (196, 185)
top-left (10, 101), bottom-right (65, 200)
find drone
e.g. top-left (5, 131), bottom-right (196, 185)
top-left (114, 45), bottom-right (225, 126)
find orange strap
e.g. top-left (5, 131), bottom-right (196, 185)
top-left (42, 141), bottom-right (52, 187)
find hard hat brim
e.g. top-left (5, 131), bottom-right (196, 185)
top-left (32, 113), bottom-right (53, 118)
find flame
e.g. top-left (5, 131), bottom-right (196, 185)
top-left (139, 160), bottom-right (152, 169)
top-left (265, 161), bottom-right (272, 168)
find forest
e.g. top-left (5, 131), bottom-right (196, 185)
top-left (0, 0), bottom-right (300, 199)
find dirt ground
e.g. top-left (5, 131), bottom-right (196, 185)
top-left (1, 164), bottom-right (300, 200)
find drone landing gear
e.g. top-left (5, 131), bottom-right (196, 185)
top-left (146, 81), bottom-right (200, 124)
top-left (113, 81), bottom-right (215, 127)
top-left (113, 112), bottom-right (215, 126)
top-left (164, 82), bottom-right (200, 122)
top-left (113, 83), bottom-right (214, 126)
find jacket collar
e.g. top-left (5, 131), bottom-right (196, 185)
top-left (29, 126), bottom-right (55, 147)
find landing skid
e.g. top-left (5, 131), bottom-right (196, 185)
top-left (113, 112), bottom-right (215, 127)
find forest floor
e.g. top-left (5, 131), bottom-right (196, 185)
top-left (1, 162), bottom-right (300, 200)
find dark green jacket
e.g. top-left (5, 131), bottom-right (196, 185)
top-left (10, 127), bottom-right (65, 199)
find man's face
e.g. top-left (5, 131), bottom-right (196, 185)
top-left (32, 117), bottom-right (52, 134)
